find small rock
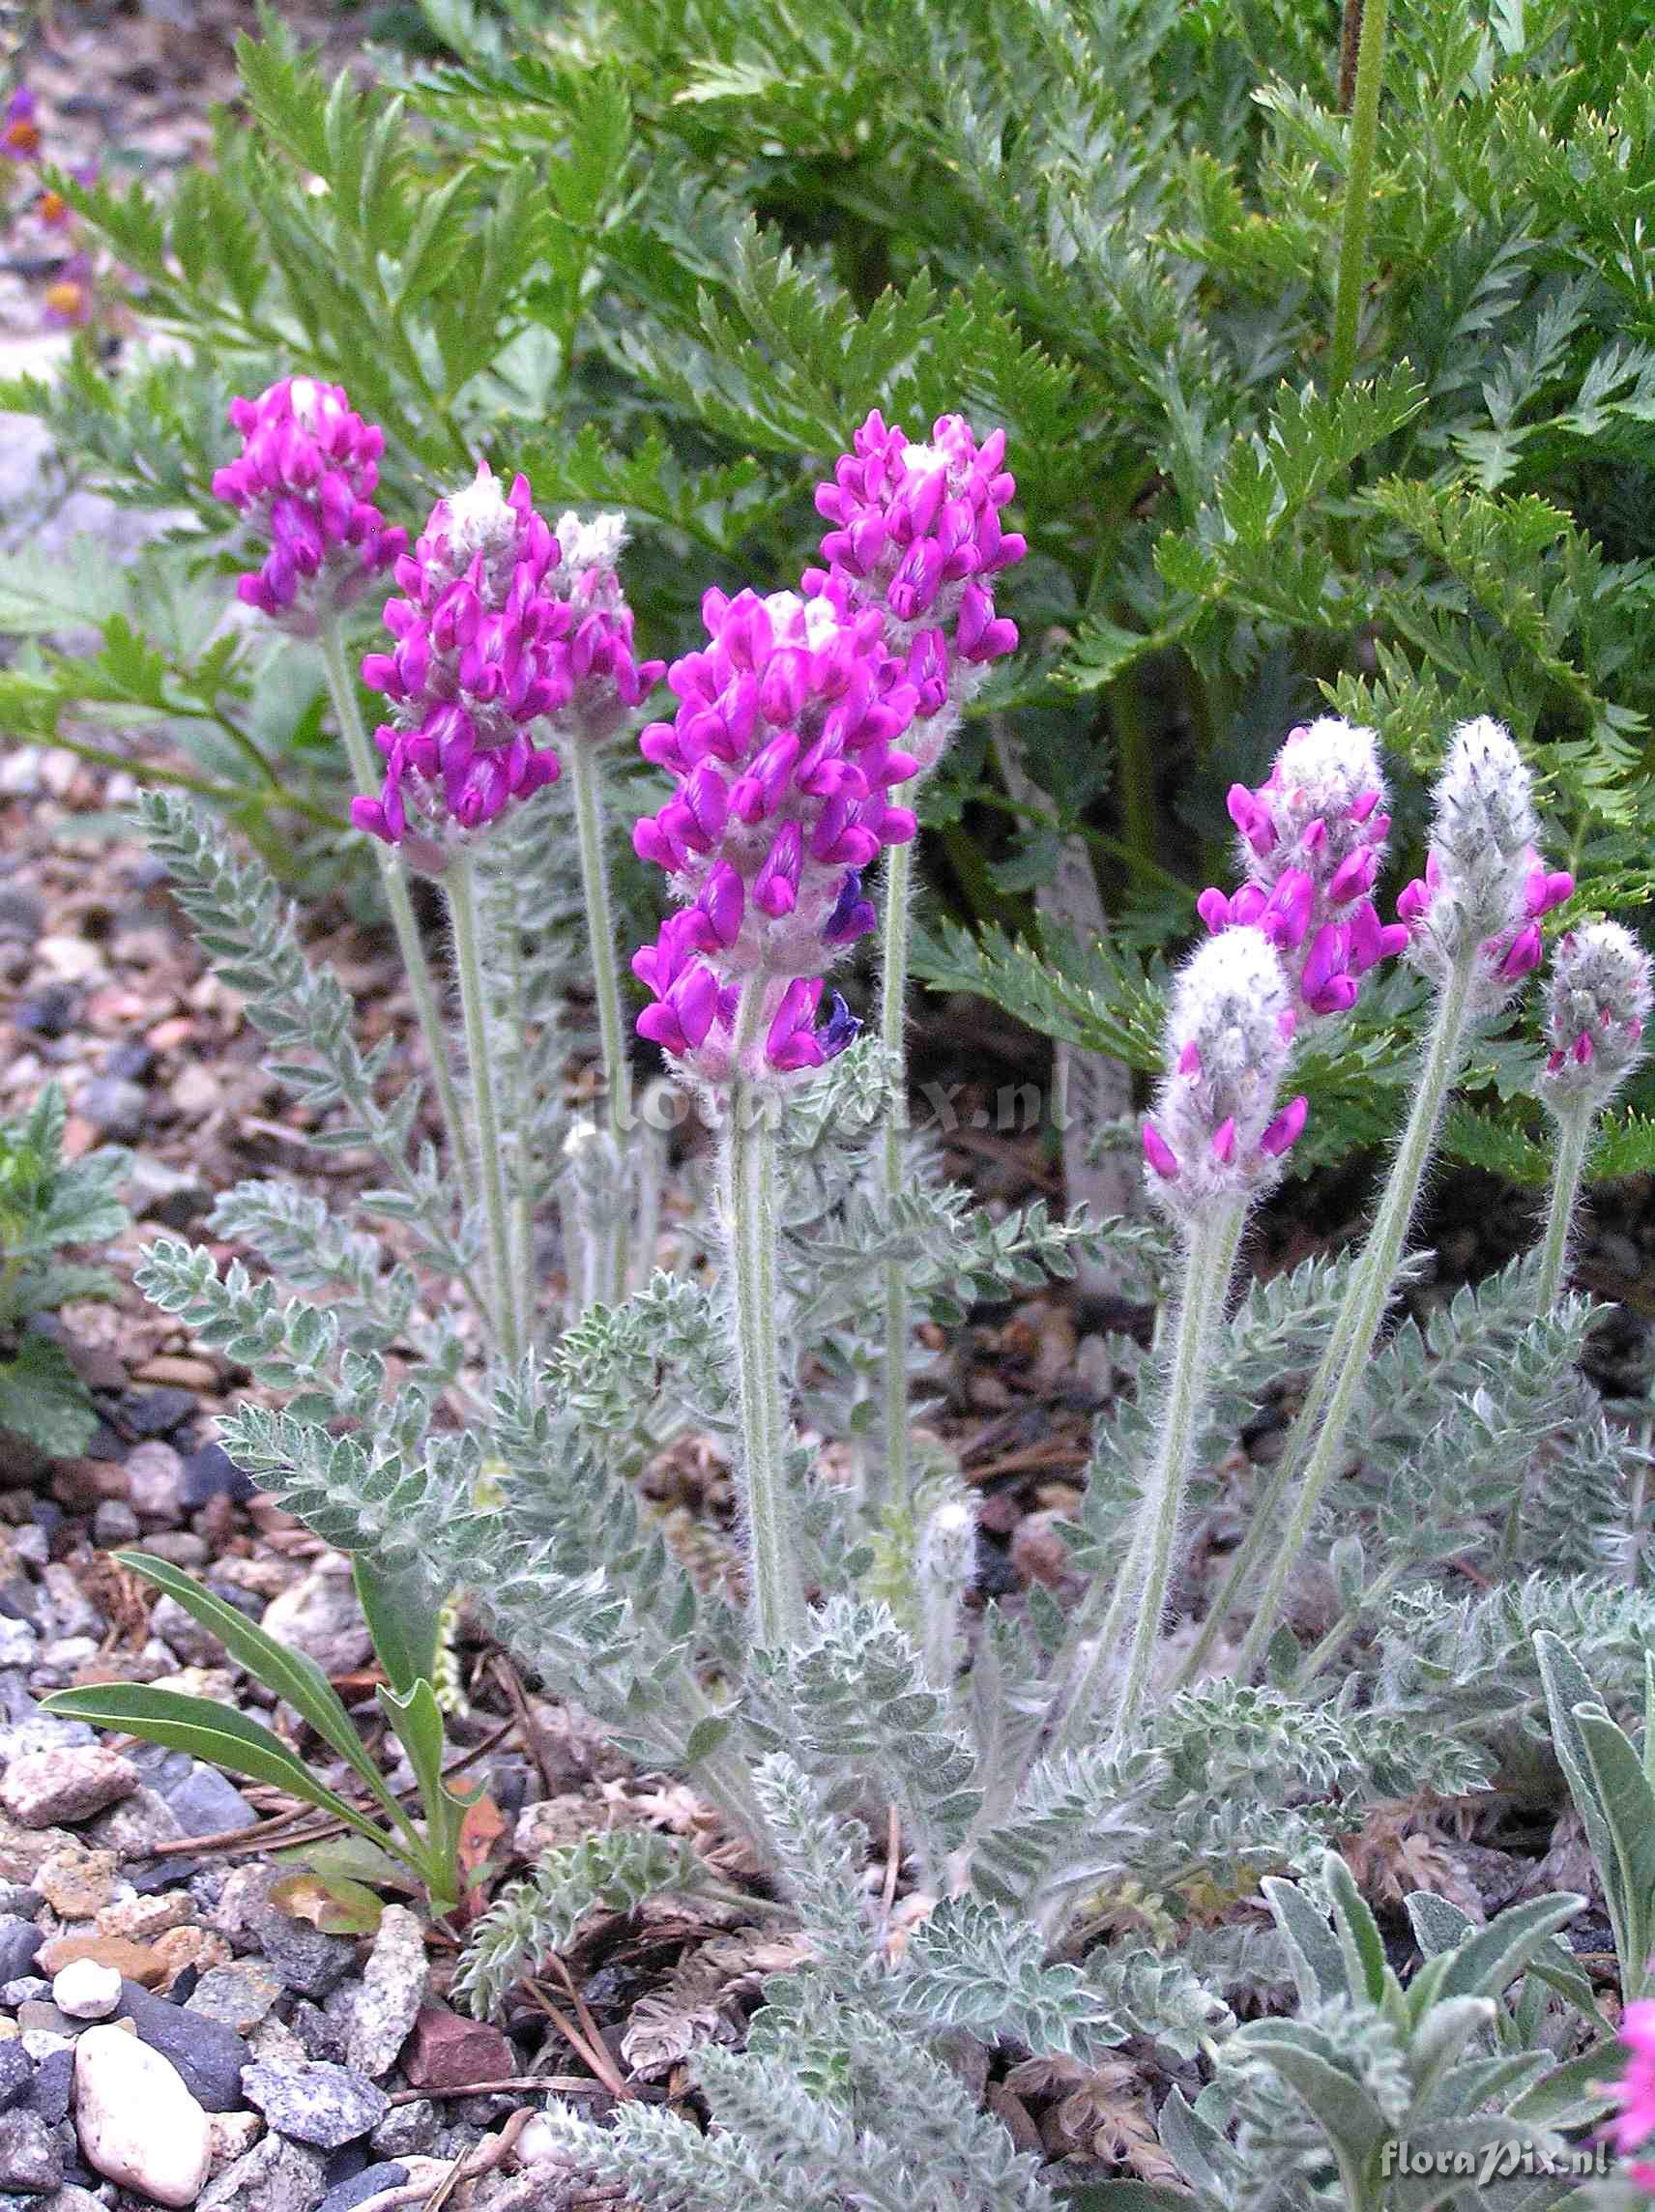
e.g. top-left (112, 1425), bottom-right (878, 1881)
top-left (241, 2061), bottom-right (389, 2152)
top-left (179, 1445), bottom-right (253, 1509)
top-left (0, 2050), bottom-right (30, 2116)
top-left (258, 1567), bottom-right (370, 1679)
top-left (94, 1892), bottom-right (189, 1942)
top-left (206, 2109), bottom-right (264, 2174)
top-left (112, 1981), bottom-right (249, 2112)
top-left (200, 2132), bottom-right (326, 2212)
top-left (368, 2101), bottom-right (437, 2161)
top-left (11, 988), bottom-right (75, 1042)
top-left (159, 1762), bottom-right (254, 1838)
top-left (84, 1788), bottom-right (184, 1857)
top-left (120, 1389), bottom-right (195, 1441)
top-left (40, 2187), bottom-right (104, 2212)
top-left (342, 1908), bottom-right (425, 2081)
top-left (47, 1965), bottom-right (120, 2023)
top-left (75, 1079), bottom-right (144, 1145)
top-left (316, 2163), bottom-right (408, 2212)
top-left (121, 1443), bottom-right (185, 1524)
top-left (73, 2025), bottom-right (211, 2209)
top-left (187, 1961), bottom-right (282, 2036)
top-left (245, 1902), bottom-right (354, 2002)
top-left (126, 1157), bottom-right (209, 1229)
top-left (87, 1504), bottom-right (139, 1552)
top-left (0, 2109), bottom-right (62, 2193)
top-left (0, 1754), bottom-right (135, 1832)
top-left (0, 1924), bottom-right (43, 1985)
top-left (24, 2051), bottom-right (69, 2128)
top-left (402, 2008), bottom-right (513, 2094)
top-left (32, 1851), bottom-right (117, 1921)
top-left (0, 1626), bottom-right (35, 1672)
top-left (36, 1937), bottom-right (162, 1993)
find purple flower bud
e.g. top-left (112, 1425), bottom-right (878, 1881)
top-left (1538, 919), bottom-right (1652, 1112)
top-left (214, 378), bottom-right (407, 639)
top-left (1144, 929), bottom-right (1301, 1223)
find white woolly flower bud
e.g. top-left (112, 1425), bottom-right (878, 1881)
top-left (1142, 930), bottom-right (1305, 1225)
top-left (1538, 920), bottom-right (1651, 1111)
top-left (916, 1490), bottom-right (976, 1689)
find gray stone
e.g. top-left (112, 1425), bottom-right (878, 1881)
top-left (0, 1922), bottom-right (43, 1984)
top-left (341, 1908), bottom-right (425, 2081)
top-left (257, 1569), bottom-right (369, 1680)
top-left (24, 2054), bottom-right (68, 2130)
top-left (83, 1790), bottom-right (184, 1857)
top-left (121, 1446), bottom-right (186, 1527)
top-left (0, 1626), bottom-right (35, 1672)
top-left (199, 2134), bottom-right (327, 2212)
top-left (245, 1903), bottom-right (354, 2001)
top-left (112, 1981), bottom-right (249, 2112)
top-left (315, 2164), bottom-right (407, 2212)
top-left (0, 2110), bottom-right (63, 2193)
top-left (0, 1753), bottom-right (134, 1830)
top-left (86, 1506), bottom-right (138, 1552)
top-left (160, 1763), bottom-right (254, 1839)
top-left (0, 1989), bottom-right (46, 2013)
top-left (240, 2062), bottom-right (389, 2152)
top-left (186, 1962), bottom-right (282, 2036)
top-left (368, 2100), bottom-right (437, 2161)
top-left (76, 1080), bottom-right (145, 1146)
top-left (0, 2050), bottom-right (30, 2116)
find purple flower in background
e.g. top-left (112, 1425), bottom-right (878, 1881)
top-left (805, 409), bottom-right (1026, 777)
top-left (1141, 929), bottom-right (1306, 1223)
top-left (213, 377), bottom-right (408, 638)
top-left (353, 463), bottom-right (573, 846)
top-left (2, 86), bottom-right (40, 160)
top-left (1200, 716), bottom-right (1407, 1019)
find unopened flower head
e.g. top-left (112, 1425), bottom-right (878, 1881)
top-left (805, 409), bottom-right (1025, 777)
top-left (546, 510), bottom-right (665, 741)
top-left (633, 584), bottom-right (920, 983)
top-left (213, 378), bottom-right (408, 637)
top-left (1200, 717), bottom-right (1406, 1017)
top-left (1537, 920), bottom-right (1651, 1112)
top-left (1141, 930), bottom-right (1306, 1224)
top-left (1395, 719), bottom-right (1572, 1004)
top-left (354, 462), bottom-right (571, 848)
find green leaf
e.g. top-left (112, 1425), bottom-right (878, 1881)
top-left (113, 1552), bottom-right (407, 1830)
top-left (40, 1683), bottom-right (392, 1848)
top-left (353, 1557), bottom-right (443, 1699)
top-left (0, 1338), bottom-right (98, 1458)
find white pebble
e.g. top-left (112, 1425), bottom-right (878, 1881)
top-left (74, 2023), bottom-right (212, 2208)
top-left (52, 1959), bottom-right (122, 2021)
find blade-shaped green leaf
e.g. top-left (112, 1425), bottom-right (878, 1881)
top-left (115, 1551), bottom-right (406, 1830)
top-left (353, 1557), bottom-right (444, 1700)
top-left (41, 1683), bottom-right (392, 1852)
top-left (1435, 1894), bottom-right (1584, 2004)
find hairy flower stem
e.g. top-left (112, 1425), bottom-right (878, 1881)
top-left (1328, 0), bottom-right (1390, 393)
top-left (566, 734), bottom-right (632, 1303)
top-left (1228, 946), bottom-right (1479, 1678)
top-left (726, 978), bottom-right (805, 1644)
top-left (318, 619), bottom-right (477, 1209)
top-left (1537, 1099), bottom-right (1593, 1311)
top-left (877, 836), bottom-right (915, 1517)
top-left (1047, 1202), bottom-right (1245, 1758)
top-left (446, 849), bottom-right (524, 1366)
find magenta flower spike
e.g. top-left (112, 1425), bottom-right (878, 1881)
top-left (1199, 716), bottom-right (1407, 1019)
top-left (631, 583), bottom-right (924, 1084)
top-left (1140, 930), bottom-right (1305, 1223)
top-left (212, 378), bottom-right (408, 639)
top-left (1392, 718), bottom-right (1573, 1008)
top-left (353, 463), bottom-right (575, 849)
top-left (804, 410), bottom-right (1026, 778)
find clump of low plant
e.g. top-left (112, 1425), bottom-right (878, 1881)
top-left (0, 1085), bottom-right (129, 1458)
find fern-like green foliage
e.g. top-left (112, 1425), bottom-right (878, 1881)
top-left (0, 1087), bottom-right (130, 1456)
